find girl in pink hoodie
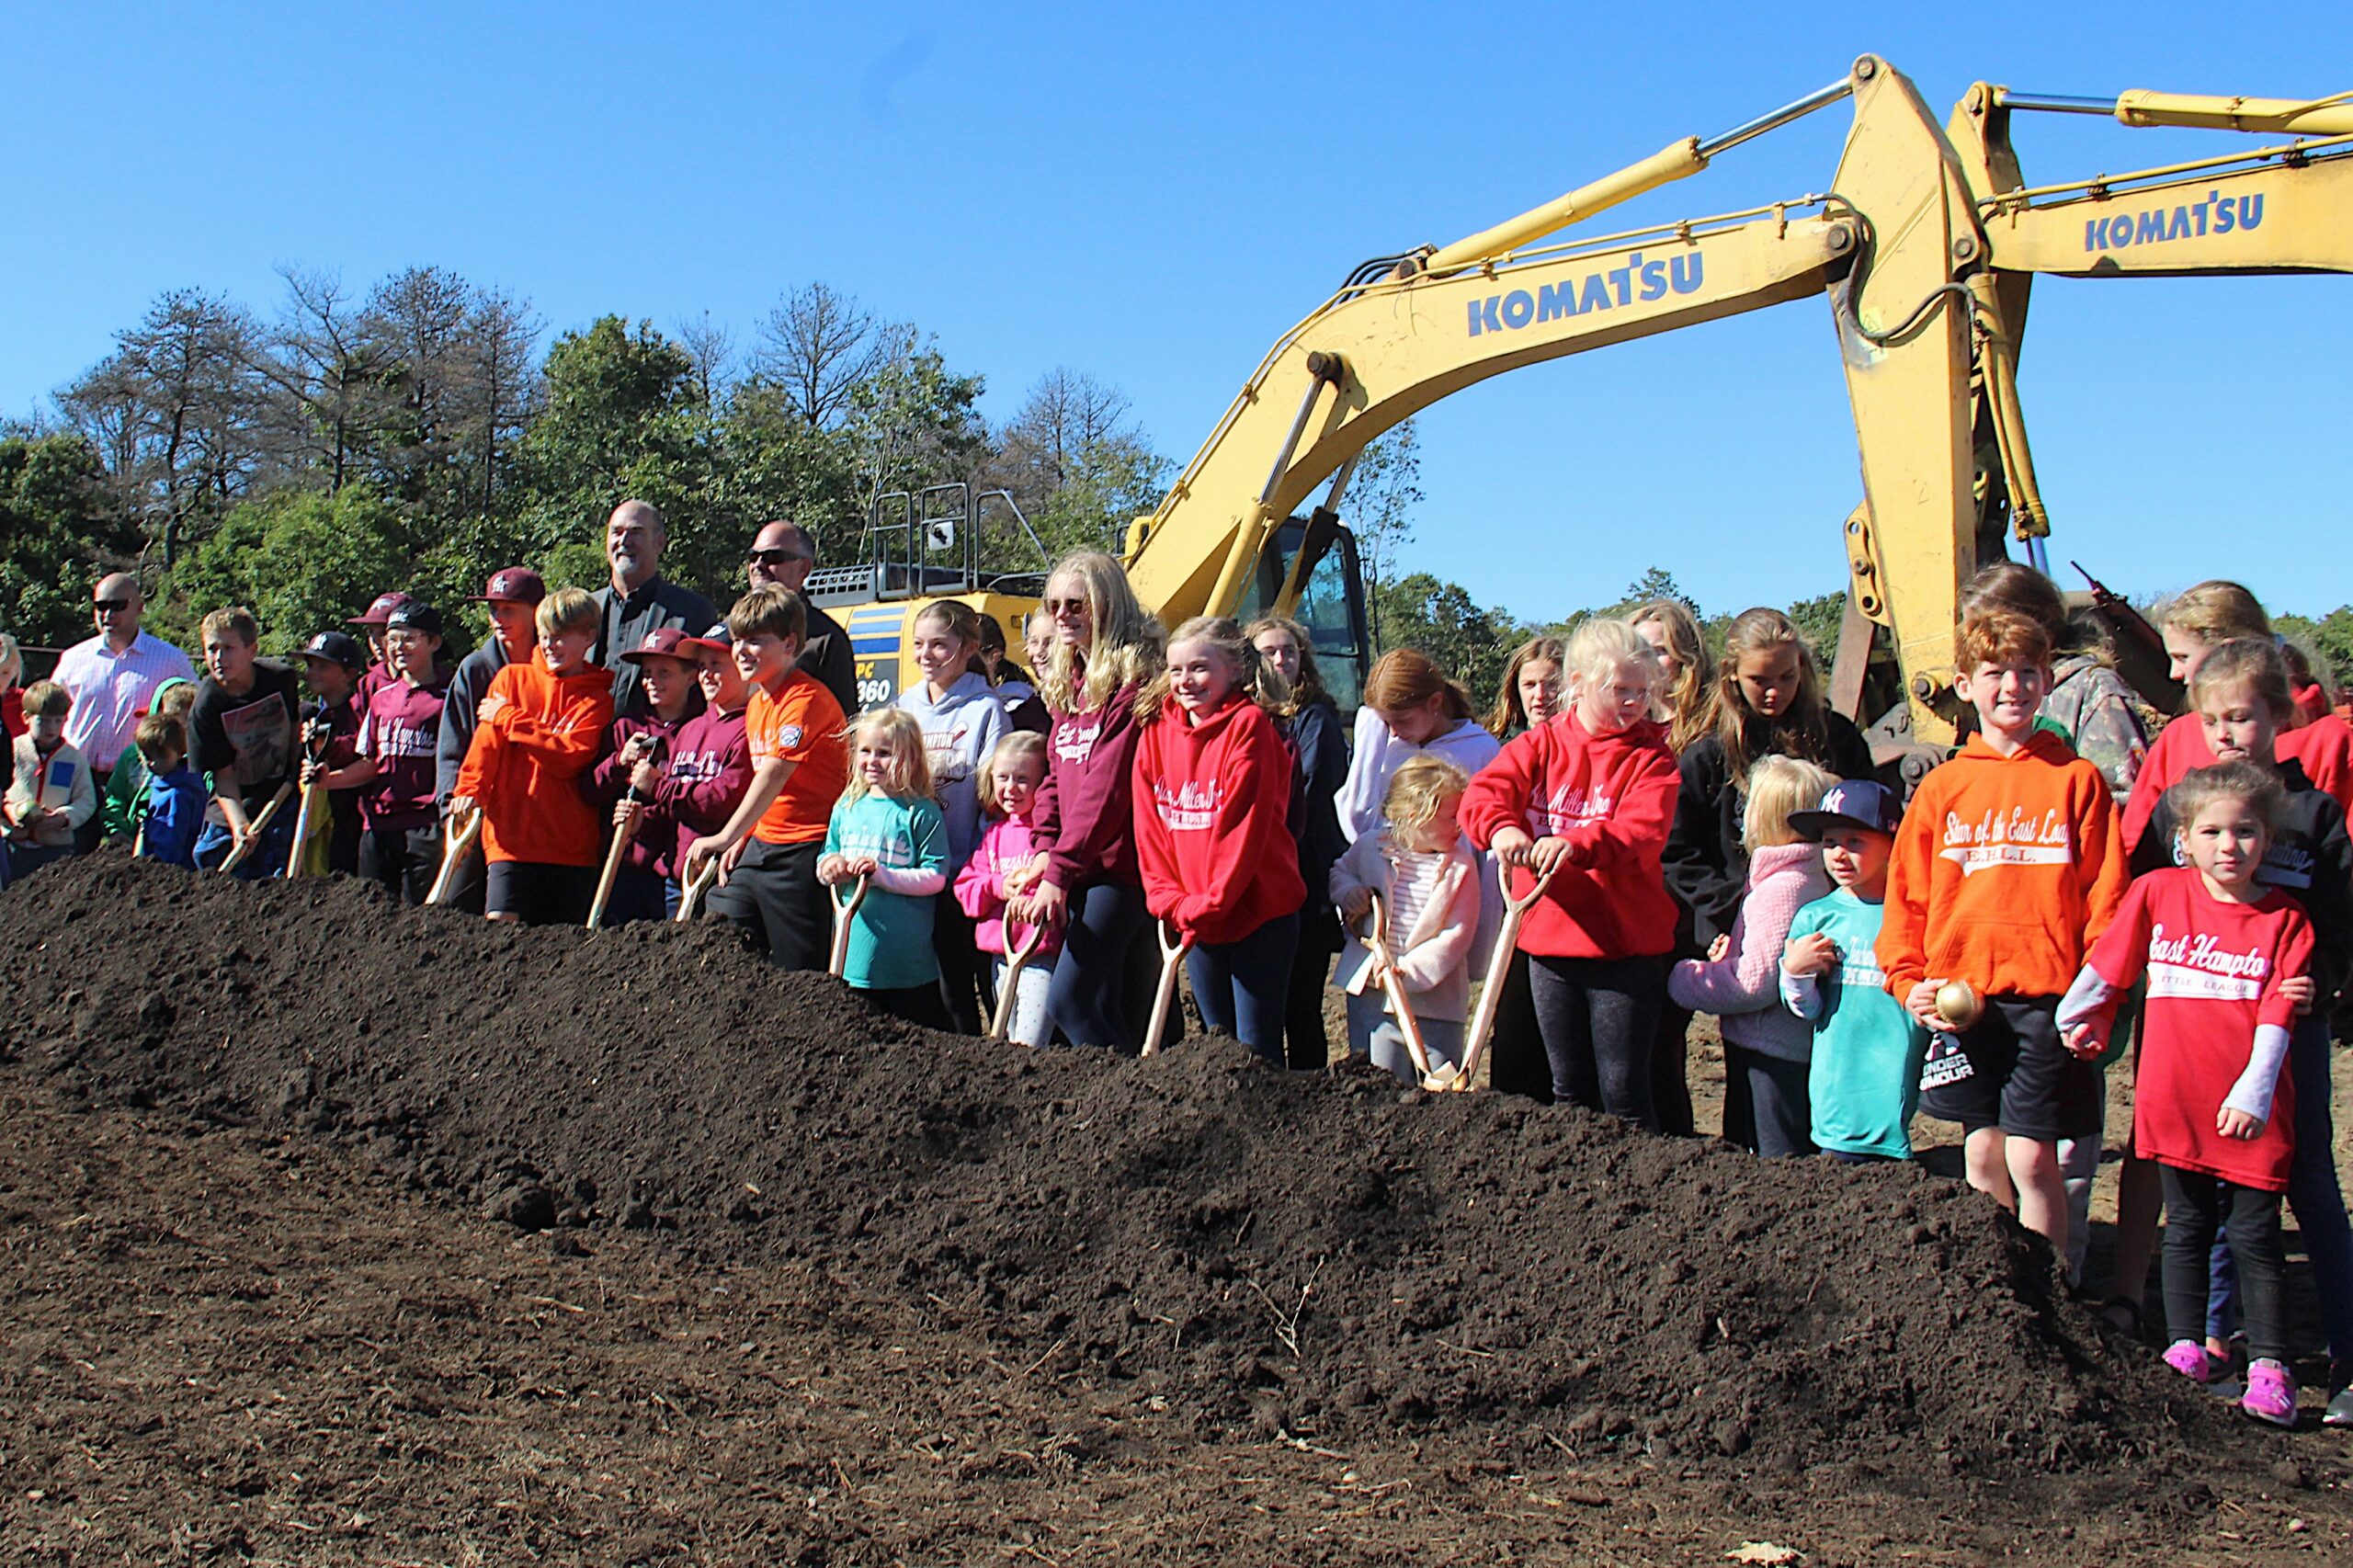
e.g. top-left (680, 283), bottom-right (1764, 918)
top-left (1668, 756), bottom-right (1835, 1156)
top-left (955, 732), bottom-right (1060, 1048)
top-left (1131, 616), bottom-right (1306, 1064)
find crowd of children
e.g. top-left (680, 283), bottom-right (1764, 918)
top-left (6, 549), bottom-right (2351, 1427)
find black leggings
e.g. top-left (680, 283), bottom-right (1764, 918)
top-left (1528, 953), bottom-right (1664, 1130)
top-left (931, 892), bottom-right (986, 1035)
top-left (1281, 905), bottom-right (1343, 1070)
top-left (1650, 1002), bottom-right (1696, 1136)
top-left (2162, 1164), bottom-right (2288, 1363)
top-left (1485, 950), bottom-right (1553, 1103)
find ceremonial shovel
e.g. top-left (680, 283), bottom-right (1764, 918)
top-left (1140, 920), bottom-right (1192, 1059)
top-left (216, 782), bottom-right (294, 876)
top-left (1427, 858), bottom-right (1560, 1093)
top-left (585, 813), bottom-right (640, 929)
top-left (1364, 892), bottom-right (1436, 1085)
top-left (988, 917), bottom-right (1045, 1041)
top-left (675, 852), bottom-right (721, 922)
top-left (827, 873), bottom-right (870, 978)
top-left (425, 808), bottom-right (483, 905)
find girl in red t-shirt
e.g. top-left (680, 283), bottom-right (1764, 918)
top-left (2060, 761), bottom-right (2314, 1426)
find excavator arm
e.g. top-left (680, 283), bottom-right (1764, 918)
top-left (1129, 55), bottom-right (1990, 755)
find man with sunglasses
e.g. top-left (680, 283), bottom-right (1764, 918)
top-left (744, 520), bottom-right (857, 718)
top-left (51, 573), bottom-right (196, 849)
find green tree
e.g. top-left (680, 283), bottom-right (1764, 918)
top-left (1373, 571), bottom-right (1524, 710)
top-left (0, 434), bottom-right (139, 648)
top-left (153, 485), bottom-right (417, 656)
top-left (1786, 591), bottom-right (1846, 657)
top-left (1350, 422), bottom-right (1423, 650)
top-left (1620, 566), bottom-right (1698, 617)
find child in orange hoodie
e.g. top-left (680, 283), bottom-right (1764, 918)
top-left (1131, 616), bottom-right (1306, 1063)
top-left (1460, 618), bottom-right (1680, 1128)
top-left (450, 586), bottom-right (616, 926)
top-left (1878, 608), bottom-right (2127, 1260)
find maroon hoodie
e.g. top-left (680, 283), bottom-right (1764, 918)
top-left (584, 710), bottom-right (691, 880)
top-left (1033, 678), bottom-right (1145, 892)
top-left (655, 704), bottom-right (753, 873)
top-left (1131, 691), bottom-right (1304, 945)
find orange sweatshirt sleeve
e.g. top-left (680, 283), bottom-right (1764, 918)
top-left (494, 683), bottom-right (610, 778)
top-left (1876, 774), bottom-right (1941, 997)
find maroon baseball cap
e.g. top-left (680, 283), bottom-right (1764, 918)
top-left (620, 626), bottom-right (699, 665)
top-left (348, 591), bottom-right (414, 628)
top-left (468, 567), bottom-right (547, 607)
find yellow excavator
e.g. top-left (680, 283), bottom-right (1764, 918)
top-left (822, 54), bottom-right (1991, 723)
top-left (1815, 77), bottom-right (2353, 770)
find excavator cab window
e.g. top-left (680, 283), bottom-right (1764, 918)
top-left (1236, 517), bottom-right (1370, 711)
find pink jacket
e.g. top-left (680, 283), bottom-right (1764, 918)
top-left (1668, 840), bottom-right (1830, 1062)
top-left (953, 813), bottom-right (1064, 959)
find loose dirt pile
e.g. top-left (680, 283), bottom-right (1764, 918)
top-left (0, 856), bottom-right (2311, 1529)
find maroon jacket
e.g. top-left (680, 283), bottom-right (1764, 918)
top-left (585, 711), bottom-right (692, 880)
top-left (654, 704), bottom-right (753, 874)
top-left (1034, 680), bottom-right (1144, 892)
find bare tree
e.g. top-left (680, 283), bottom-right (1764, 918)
top-left (363, 266), bottom-right (474, 503)
top-left (755, 281), bottom-right (879, 429)
top-left (460, 286), bottom-right (540, 515)
top-left (257, 267), bottom-right (393, 493)
top-left (675, 312), bottom-right (736, 409)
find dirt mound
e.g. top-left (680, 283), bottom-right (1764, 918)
top-left (0, 855), bottom-right (2242, 1497)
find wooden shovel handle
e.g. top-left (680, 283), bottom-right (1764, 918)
top-left (585, 814), bottom-right (640, 930)
top-left (675, 853), bottom-right (721, 922)
top-left (986, 918), bottom-right (1047, 1040)
top-left (1450, 858), bottom-right (1561, 1091)
top-left (1366, 892), bottom-right (1433, 1081)
top-left (217, 782), bottom-right (295, 875)
top-left (425, 809), bottom-right (483, 905)
top-left (1140, 921), bottom-right (1193, 1059)
top-left (284, 783), bottom-right (324, 881)
top-left (827, 874), bottom-right (871, 977)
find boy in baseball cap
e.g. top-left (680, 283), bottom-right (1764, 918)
top-left (433, 568), bottom-right (547, 913)
top-left (584, 626), bottom-right (706, 925)
top-left (297, 630), bottom-right (369, 875)
top-left (1779, 779), bottom-right (1928, 1162)
top-left (348, 592), bottom-right (415, 711)
top-left (343, 601), bottom-right (450, 903)
top-left (660, 625), bottom-right (756, 913)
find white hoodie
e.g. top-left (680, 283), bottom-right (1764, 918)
top-left (894, 671), bottom-right (1009, 871)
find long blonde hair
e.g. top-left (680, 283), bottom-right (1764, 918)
top-left (1743, 756), bottom-right (1835, 849)
top-left (842, 708), bottom-right (934, 805)
top-left (1706, 608), bottom-right (1834, 779)
top-left (2162, 579), bottom-right (2270, 649)
top-left (1039, 551), bottom-right (1165, 715)
top-left (1626, 598), bottom-right (1710, 751)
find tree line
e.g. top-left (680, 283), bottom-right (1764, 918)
top-left (1, 271), bottom-right (1167, 658)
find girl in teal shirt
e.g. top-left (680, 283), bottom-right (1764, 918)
top-left (821, 709), bottom-right (949, 1027)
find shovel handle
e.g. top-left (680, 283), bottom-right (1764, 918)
top-left (217, 782), bottom-right (295, 875)
top-left (425, 809), bottom-right (483, 905)
top-left (986, 918), bottom-right (1047, 1040)
top-left (1450, 857), bottom-right (1561, 1092)
top-left (1366, 893), bottom-right (1434, 1081)
top-left (1140, 920), bottom-right (1193, 1059)
top-left (284, 783), bottom-right (324, 880)
top-left (675, 852), bottom-right (721, 923)
top-left (585, 814), bottom-right (640, 929)
top-left (827, 873), bottom-right (871, 977)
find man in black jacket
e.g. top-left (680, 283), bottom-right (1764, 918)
top-left (594, 500), bottom-right (717, 720)
top-left (745, 519), bottom-right (858, 718)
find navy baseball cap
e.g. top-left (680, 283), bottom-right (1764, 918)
top-left (677, 622), bottom-right (734, 659)
top-left (1790, 779), bottom-right (1901, 840)
top-left (386, 601), bottom-right (444, 637)
top-left (301, 631), bottom-right (368, 670)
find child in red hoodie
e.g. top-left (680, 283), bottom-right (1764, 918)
top-left (1878, 608), bottom-right (2127, 1261)
top-left (1461, 619), bottom-right (1679, 1127)
top-left (1131, 616), bottom-right (1306, 1064)
top-left (450, 586), bottom-right (616, 926)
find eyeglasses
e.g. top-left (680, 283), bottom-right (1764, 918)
top-left (93, 599), bottom-right (130, 614)
top-left (1043, 598), bottom-right (1088, 616)
top-left (745, 548), bottom-right (811, 567)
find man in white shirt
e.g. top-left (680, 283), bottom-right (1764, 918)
top-left (51, 574), bottom-right (196, 846)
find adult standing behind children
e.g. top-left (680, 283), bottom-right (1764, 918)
top-left (188, 608), bottom-right (302, 880)
top-left (51, 573), bottom-right (195, 845)
top-left (683, 587), bottom-right (849, 969)
top-left (436, 568), bottom-right (545, 913)
top-left (594, 500), bottom-right (717, 721)
top-left (1006, 552), bottom-right (1166, 1052)
top-left (1249, 616), bottom-right (1349, 1071)
top-left (895, 599), bottom-right (1008, 1032)
top-left (744, 520), bottom-right (858, 719)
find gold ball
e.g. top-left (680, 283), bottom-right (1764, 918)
top-left (1935, 980), bottom-right (1984, 1031)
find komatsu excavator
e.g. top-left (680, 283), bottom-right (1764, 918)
top-left (824, 53), bottom-right (1994, 724)
top-left (1835, 86), bottom-right (2353, 739)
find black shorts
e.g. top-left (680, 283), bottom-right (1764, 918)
top-left (703, 838), bottom-right (827, 971)
top-left (1917, 994), bottom-right (2100, 1142)
top-left (485, 860), bottom-right (596, 926)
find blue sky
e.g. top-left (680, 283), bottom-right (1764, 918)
top-left (5, 2), bottom-right (2348, 620)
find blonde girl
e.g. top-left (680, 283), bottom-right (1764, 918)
top-left (1460, 619), bottom-right (1680, 1125)
top-left (955, 730), bottom-right (1059, 1047)
top-left (1131, 616), bottom-right (1304, 1062)
top-left (1329, 755), bottom-right (1482, 1083)
top-left (1247, 615), bottom-right (1350, 1069)
top-left (896, 597), bottom-right (1008, 1032)
top-left (819, 708), bottom-right (949, 1025)
top-left (1627, 598), bottom-right (1711, 754)
top-left (1668, 755), bottom-right (1836, 1155)
top-left (1007, 551), bottom-right (1166, 1051)
top-left (1487, 636), bottom-right (1565, 741)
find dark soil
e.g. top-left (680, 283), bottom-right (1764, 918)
top-left (3, 852), bottom-right (2349, 1564)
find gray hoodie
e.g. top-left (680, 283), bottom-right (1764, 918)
top-left (895, 670), bottom-right (1009, 871)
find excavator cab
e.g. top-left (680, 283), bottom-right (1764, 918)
top-left (1230, 512), bottom-right (1372, 710)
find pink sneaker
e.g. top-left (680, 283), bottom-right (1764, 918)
top-left (2243, 1359), bottom-right (2300, 1427)
top-left (2164, 1340), bottom-right (2218, 1383)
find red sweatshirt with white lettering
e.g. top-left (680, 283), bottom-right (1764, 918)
top-left (1130, 691), bottom-right (1304, 945)
top-left (1459, 710), bottom-right (1680, 960)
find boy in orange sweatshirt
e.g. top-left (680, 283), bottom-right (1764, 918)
top-left (1878, 608), bottom-right (2127, 1260)
top-left (450, 586), bottom-right (616, 926)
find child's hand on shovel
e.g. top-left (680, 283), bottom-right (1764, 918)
top-left (612, 798), bottom-right (642, 832)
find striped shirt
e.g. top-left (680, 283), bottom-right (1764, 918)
top-left (1384, 846), bottom-right (1446, 952)
top-left (52, 630), bottom-right (198, 771)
